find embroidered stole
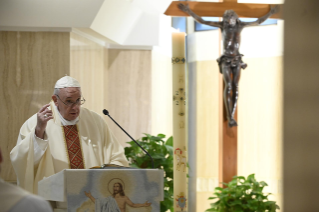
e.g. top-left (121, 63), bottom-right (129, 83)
top-left (63, 125), bottom-right (84, 169)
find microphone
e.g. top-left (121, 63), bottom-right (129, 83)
top-left (103, 109), bottom-right (154, 169)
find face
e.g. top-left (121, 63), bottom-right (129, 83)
top-left (52, 87), bottom-right (81, 121)
top-left (228, 16), bottom-right (236, 26)
top-left (113, 183), bottom-right (120, 194)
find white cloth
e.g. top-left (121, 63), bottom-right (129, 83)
top-left (54, 76), bottom-right (80, 88)
top-left (33, 134), bottom-right (49, 167)
top-left (9, 194), bottom-right (53, 212)
top-left (0, 178), bottom-right (52, 212)
top-left (53, 104), bottom-right (79, 126)
top-left (95, 197), bottom-right (121, 212)
top-left (10, 101), bottom-right (129, 194)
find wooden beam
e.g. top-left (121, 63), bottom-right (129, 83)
top-left (223, 0), bottom-right (238, 2)
top-left (219, 81), bottom-right (238, 185)
top-left (164, 1), bottom-right (283, 19)
top-left (222, 110), bottom-right (238, 184)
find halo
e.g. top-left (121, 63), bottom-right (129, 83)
top-left (108, 178), bottom-right (125, 194)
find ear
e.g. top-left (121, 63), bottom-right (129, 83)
top-left (52, 95), bottom-right (58, 106)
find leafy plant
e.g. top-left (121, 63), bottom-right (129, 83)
top-left (206, 174), bottom-right (280, 212)
top-left (124, 133), bottom-right (174, 212)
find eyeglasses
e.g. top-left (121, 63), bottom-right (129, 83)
top-left (56, 94), bottom-right (86, 107)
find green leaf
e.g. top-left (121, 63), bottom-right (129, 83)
top-left (164, 145), bottom-right (174, 155)
top-left (206, 174), bottom-right (279, 212)
top-left (247, 174), bottom-right (256, 182)
top-left (233, 176), bottom-right (246, 181)
top-left (157, 133), bottom-right (166, 138)
top-left (208, 197), bottom-right (217, 200)
top-left (215, 187), bottom-right (223, 191)
top-left (165, 136), bottom-right (173, 146)
top-left (125, 133), bottom-right (174, 211)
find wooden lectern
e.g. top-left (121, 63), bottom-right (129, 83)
top-left (38, 169), bottom-right (164, 212)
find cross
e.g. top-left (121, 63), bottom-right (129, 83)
top-left (165, 0), bottom-right (283, 185)
top-left (165, 1), bottom-right (282, 19)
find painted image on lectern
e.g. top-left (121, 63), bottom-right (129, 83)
top-left (65, 170), bottom-right (161, 212)
top-left (84, 179), bottom-right (151, 212)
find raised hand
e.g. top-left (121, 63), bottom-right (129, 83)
top-left (178, 3), bottom-right (190, 13)
top-left (35, 103), bottom-right (53, 139)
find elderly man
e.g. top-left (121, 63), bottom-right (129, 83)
top-left (0, 148), bottom-right (53, 211)
top-left (10, 76), bottom-right (129, 194)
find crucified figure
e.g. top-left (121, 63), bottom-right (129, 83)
top-left (178, 3), bottom-right (278, 127)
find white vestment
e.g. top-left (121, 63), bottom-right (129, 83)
top-left (10, 101), bottom-right (129, 194)
top-left (95, 196), bottom-right (121, 212)
top-left (0, 178), bottom-right (52, 212)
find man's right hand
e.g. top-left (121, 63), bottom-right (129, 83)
top-left (35, 103), bottom-right (53, 139)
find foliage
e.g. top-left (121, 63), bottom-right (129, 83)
top-left (206, 174), bottom-right (280, 212)
top-left (124, 133), bottom-right (174, 212)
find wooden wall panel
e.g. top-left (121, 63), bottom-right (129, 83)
top-left (0, 31), bottom-right (70, 182)
top-left (106, 49), bottom-right (152, 146)
top-left (70, 32), bottom-right (105, 117)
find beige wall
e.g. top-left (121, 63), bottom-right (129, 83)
top-left (0, 31), bottom-right (70, 182)
top-left (195, 60), bottom-right (221, 212)
top-left (187, 30), bottom-right (221, 212)
top-left (106, 49), bottom-right (152, 146)
top-left (238, 56), bottom-right (283, 207)
top-left (106, 48), bottom-right (173, 146)
top-left (70, 32), bottom-right (106, 117)
top-left (151, 50), bottom-right (173, 138)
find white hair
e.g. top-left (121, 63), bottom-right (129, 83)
top-left (53, 87), bottom-right (81, 96)
top-left (53, 88), bottom-right (60, 95)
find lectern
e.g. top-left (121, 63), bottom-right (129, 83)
top-left (38, 169), bottom-right (164, 212)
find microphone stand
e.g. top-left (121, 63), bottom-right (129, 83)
top-left (103, 109), bottom-right (154, 169)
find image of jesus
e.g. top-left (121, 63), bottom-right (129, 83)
top-left (85, 182), bottom-right (151, 212)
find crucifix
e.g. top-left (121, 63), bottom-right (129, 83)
top-left (165, 0), bottom-right (282, 185)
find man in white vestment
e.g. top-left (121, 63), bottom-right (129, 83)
top-left (0, 148), bottom-right (53, 212)
top-left (10, 76), bottom-right (129, 194)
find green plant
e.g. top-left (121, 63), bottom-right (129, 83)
top-left (206, 174), bottom-right (280, 212)
top-left (124, 133), bottom-right (174, 212)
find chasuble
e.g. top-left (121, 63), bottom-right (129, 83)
top-left (10, 101), bottom-right (129, 194)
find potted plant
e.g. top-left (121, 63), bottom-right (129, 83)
top-left (125, 133), bottom-right (174, 212)
top-left (206, 174), bottom-right (280, 212)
